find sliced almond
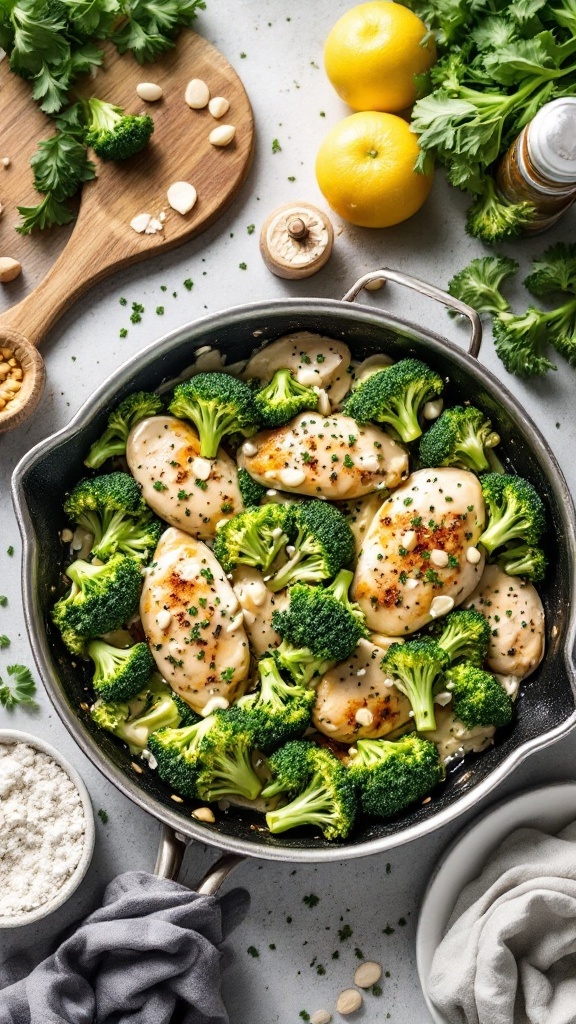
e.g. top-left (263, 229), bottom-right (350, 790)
top-left (167, 181), bottom-right (198, 216)
top-left (336, 990), bottom-right (362, 1015)
top-left (354, 961), bottom-right (382, 988)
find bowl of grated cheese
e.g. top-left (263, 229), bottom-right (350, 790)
top-left (0, 729), bottom-right (95, 928)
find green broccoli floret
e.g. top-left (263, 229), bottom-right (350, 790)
top-left (344, 358), bottom-right (443, 443)
top-left (435, 609), bottom-right (491, 666)
top-left (496, 542), bottom-right (547, 583)
top-left (84, 391), bottom-right (163, 469)
top-left (169, 372), bottom-right (259, 458)
top-left (51, 555), bottom-right (142, 653)
top-left (64, 472), bottom-right (162, 564)
top-left (348, 733), bottom-right (443, 819)
top-left (254, 368), bottom-right (319, 428)
top-left (268, 499), bottom-right (355, 592)
top-left (260, 739), bottom-right (311, 799)
top-left (448, 255), bottom-right (518, 316)
top-left (238, 468), bottom-right (267, 508)
top-left (524, 243), bottom-right (576, 299)
top-left (465, 177), bottom-right (535, 245)
top-left (478, 473), bottom-right (546, 555)
top-left (213, 504), bottom-right (292, 573)
top-left (381, 638), bottom-right (449, 732)
top-left (148, 706), bottom-right (262, 802)
top-left (86, 638), bottom-right (155, 701)
top-left (238, 656), bottom-right (315, 754)
top-left (272, 569), bottom-right (368, 686)
top-left (493, 308), bottom-right (558, 379)
top-left (445, 662), bottom-right (513, 729)
top-left (91, 675), bottom-right (199, 753)
top-left (418, 405), bottom-right (500, 474)
top-left (264, 741), bottom-right (357, 841)
top-left (84, 98), bottom-right (154, 160)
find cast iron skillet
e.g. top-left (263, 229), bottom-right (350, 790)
top-left (11, 269), bottom-right (576, 877)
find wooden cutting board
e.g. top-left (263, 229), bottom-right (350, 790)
top-left (0, 28), bottom-right (254, 430)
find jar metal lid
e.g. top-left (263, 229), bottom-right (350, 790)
top-left (528, 98), bottom-right (576, 184)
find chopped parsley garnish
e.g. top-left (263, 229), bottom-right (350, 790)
top-left (303, 893), bottom-right (319, 908)
top-left (338, 924), bottom-right (353, 941)
top-left (153, 481), bottom-right (167, 491)
top-left (272, 138), bottom-right (282, 153)
top-left (247, 946), bottom-right (259, 958)
top-left (97, 808), bottom-right (109, 824)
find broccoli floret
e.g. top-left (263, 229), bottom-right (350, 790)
top-left (64, 472), bottom-right (162, 564)
top-left (492, 308), bottom-right (558, 379)
top-left (264, 741), bottom-right (357, 840)
top-left (418, 405), bottom-right (500, 474)
top-left (260, 739), bottom-right (311, 799)
top-left (254, 368), bottom-right (319, 428)
top-left (51, 555), bottom-right (142, 653)
top-left (344, 358), bottom-right (443, 443)
top-left (213, 504), bottom-right (292, 573)
top-left (272, 569), bottom-right (368, 686)
top-left (448, 256), bottom-right (518, 316)
top-left (238, 656), bottom-right (315, 754)
top-left (348, 734), bottom-right (443, 818)
top-left (465, 177), bottom-right (535, 245)
top-left (91, 675), bottom-right (199, 753)
top-left (87, 638), bottom-right (155, 701)
top-left (445, 662), bottom-right (513, 729)
top-left (478, 473), bottom-right (546, 555)
top-left (238, 467), bottom-right (267, 508)
top-left (84, 98), bottom-right (154, 160)
top-left (435, 609), bottom-right (491, 666)
top-left (524, 243), bottom-right (576, 299)
top-left (148, 706), bottom-right (262, 802)
top-left (85, 391), bottom-right (163, 469)
top-left (169, 373), bottom-right (259, 458)
top-left (268, 499), bottom-right (355, 592)
top-left (381, 638), bottom-right (449, 732)
top-left (496, 542), bottom-right (547, 583)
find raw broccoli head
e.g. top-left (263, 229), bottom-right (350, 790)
top-left (237, 467), bottom-right (267, 508)
top-left (238, 656), bottom-right (315, 754)
top-left (524, 243), bottom-right (576, 299)
top-left (448, 255), bottom-right (518, 316)
top-left (254, 368), bottom-right (319, 428)
top-left (445, 662), bottom-right (513, 730)
top-left (492, 308), bottom-right (557, 379)
top-left (213, 503), bottom-right (292, 573)
top-left (265, 741), bottom-right (357, 841)
top-left (465, 178), bottom-right (535, 245)
top-left (418, 405), bottom-right (500, 473)
top-left (478, 473), bottom-right (546, 555)
top-left (268, 499), bottom-right (355, 592)
top-left (435, 609), bottom-right (491, 666)
top-left (348, 734), bottom-right (443, 819)
top-left (344, 358), bottom-right (444, 443)
top-left (169, 372), bottom-right (260, 458)
top-left (382, 638), bottom-right (449, 732)
top-left (51, 555), bottom-right (143, 652)
top-left (87, 638), bottom-right (155, 702)
top-left (272, 569), bottom-right (368, 686)
top-left (91, 675), bottom-right (199, 753)
top-left (496, 542), bottom-right (547, 583)
top-left (84, 98), bottom-right (154, 160)
top-left (64, 472), bottom-right (162, 564)
top-left (84, 391), bottom-right (163, 469)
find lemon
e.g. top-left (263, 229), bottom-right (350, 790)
top-left (315, 111), bottom-right (433, 228)
top-left (324, 1), bottom-right (436, 113)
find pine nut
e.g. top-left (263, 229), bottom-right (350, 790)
top-left (423, 399), bottom-right (443, 420)
top-left (466, 546), bottom-right (481, 564)
top-left (429, 595), bottom-right (455, 618)
top-left (209, 124), bottom-right (236, 147)
top-left (208, 96), bottom-right (230, 118)
top-left (430, 548), bottom-right (449, 567)
top-left (185, 78), bottom-right (210, 108)
top-left (192, 806), bottom-right (215, 823)
top-left (336, 990), bottom-right (362, 1015)
top-left (136, 82), bottom-right (163, 102)
top-left (354, 961), bottom-right (382, 988)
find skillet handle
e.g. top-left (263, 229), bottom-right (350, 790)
top-left (342, 268), bottom-right (482, 359)
top-left (154, 823), bottom-right (243, 893)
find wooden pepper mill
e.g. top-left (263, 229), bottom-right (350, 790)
top-left (260, 202), bottom-right (334, 279)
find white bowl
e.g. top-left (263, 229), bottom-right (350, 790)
top-left (0, 728), bottom-right (95, 929)
top-left (416, 782), bottom-right (576, 1024)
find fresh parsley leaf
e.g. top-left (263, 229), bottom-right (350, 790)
top-left (0, 636), bottom-right (10, 648)
top-left (0, 664), bottom-right (38, 708)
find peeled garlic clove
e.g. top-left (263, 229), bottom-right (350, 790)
top-left (185, 78), bottom-right (210, 109)
top-left (209, 124), bottom-right (236, 147)
top-left (136, 82), bottom-right (163, 102)
top-left (208, 96), bottom-right (230, 118)
top-left (0, 257), bottom-right (22, 282)
top-left (130, 213), bottom-right (152, 234)
top-left (167, 181), bottom-right (198, 216)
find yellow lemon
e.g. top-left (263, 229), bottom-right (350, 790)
top-left (315, 111), bottom-right (433, 228)
top-left (324, 1), bottom-right (436, 113)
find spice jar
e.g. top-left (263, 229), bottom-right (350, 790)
top-left (497, 98), bottom-right (576, 233)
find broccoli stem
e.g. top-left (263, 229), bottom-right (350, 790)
top-left (268, 536), bottom-right (326, 592)
top-left (480, 504), bottom-right (532, 554)
top-left (199, 749), bottom-right (261, 801)
top-left (266, 774), bottom-right (335, 834)
top-left (188, 406), bottom-right (242, 458)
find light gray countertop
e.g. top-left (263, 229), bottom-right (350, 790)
top-left (1, 1), bottom-right (576, 1020)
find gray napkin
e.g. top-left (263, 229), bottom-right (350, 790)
top-left (428, 820), bottom-right (576, 1024)
top-left (0, 870), bottom-right (249, 1024)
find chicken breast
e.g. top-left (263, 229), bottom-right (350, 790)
top-left (337, 493), bottom-right (384, 558)
top-left (425, 706), bottom-right (495, 762)
top-left (126, 416), bottom-right (242, 540)
top-left (140, 528), bottom-right (250, 713)
top-left (237, 413), bottom-right (408, 500)
top-left (353, 468), bottom-right (486, 635)
top-left (313, 639), bottom-right (412, 744)
top-left (243, 332), bottom-right (351, 404)
top-left (231, 566), bottom-right (288, 658)
top-left (463, 563), bottom-right (545, 679)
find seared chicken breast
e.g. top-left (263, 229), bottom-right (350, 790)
top-left (243, 332), bottom-right (351, 404)
top-left (126, 416), bottom-right (242, 540)
top-left (140, 528), bottom-right (250, 713)
top-left (424, 706), bottom-right (495, 761)
top-left (464, 563), bottom-right (545, 679)
top-left (337, 493), bottom-right (384, 558)
top-left (237, 413), bottom-right (408, 500)
top-left (353, 468), bottom-right (486, 635)
top-left (231, 566), bottom-right (288, 658)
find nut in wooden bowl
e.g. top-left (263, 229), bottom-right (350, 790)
top-left (0, 329), bottom-right (46, 433)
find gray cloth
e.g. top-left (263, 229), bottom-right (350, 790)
top-left (0, 871), bottom-right (249, 1024)
top-left (428, 820), bottom-right (576, 1024)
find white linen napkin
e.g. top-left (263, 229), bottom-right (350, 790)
top-left (428, 820), bottom-right (576, 1024)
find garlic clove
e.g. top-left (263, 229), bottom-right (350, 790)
top-left (167, 181), bottom-right (198, 216)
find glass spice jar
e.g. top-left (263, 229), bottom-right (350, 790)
top-left (497, 97), bottom-right (576, 234)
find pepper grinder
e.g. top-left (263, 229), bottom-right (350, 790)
top-left (260, 202), bottom-right (334, 279)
